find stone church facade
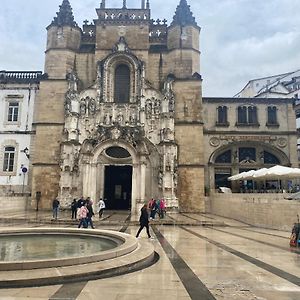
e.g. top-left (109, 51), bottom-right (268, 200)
top-left (32, 0), bottom-right (204, 212)
top-left (30, 0), bottom-right (298, 213)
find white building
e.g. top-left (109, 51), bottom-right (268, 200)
top-left (0, 71), bottom-right (42, 195)
top-left (234, 69), bottom-right (300, 99)
top-left (234, 69), bottom-right (300, 161)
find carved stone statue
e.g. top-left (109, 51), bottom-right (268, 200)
top-left (89, 98), bottom-right (96, 115)
top-left (66, 70), bottom-right (78, 92)
top-left (80, 101), bottom-right (86, 115)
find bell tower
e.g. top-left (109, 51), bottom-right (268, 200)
top-left (168, 0), bottom-right (205, 212)
top-left (32, 0), bottom-right (81, 208)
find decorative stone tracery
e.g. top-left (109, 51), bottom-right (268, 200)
top-left (59, 37), bottom-right (178, 211)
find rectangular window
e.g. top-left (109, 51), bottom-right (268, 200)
top-left (7, 102), bottom-right (19, 122)
top-left (267, 106), bottom-right (277, 125)
top-left (3, 146), bottom-right (15, 172)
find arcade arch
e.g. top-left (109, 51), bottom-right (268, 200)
top-left (208, 142), bottom-right (290, 192)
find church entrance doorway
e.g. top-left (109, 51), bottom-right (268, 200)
top-left (104, 165), bottom-right (132, 210)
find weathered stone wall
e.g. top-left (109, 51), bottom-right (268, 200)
top-left (96, 25), bottom-right (150, 50)
top-left (0, 196), bottom-right (29, 212)
top-left (178, 167), bottom-right (205, 212)
top-left (209, 192), bottom-right (300, 230)
top-left (32, 80), bottom-right (67, 208)
top-left (31, 165), bottom-right (61, 210)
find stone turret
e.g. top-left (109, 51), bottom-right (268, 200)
top-left (45, 0), bottom-right (81, 78)
top-left (167, 0), bottom-right (200, 77)
top-left (168, 0), bottom-right (204, 212)
top-left (49, 0), bottom-right (78, 27)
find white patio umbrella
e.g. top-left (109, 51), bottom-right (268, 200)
top-left (251, 168), bottom-right (269, 180)
top-left (228, 169), bottom-right (256, 181)
top-left (252, 165), bottom-right (300, 180)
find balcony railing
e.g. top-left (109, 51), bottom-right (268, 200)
top-left (0, 71), bottom-right (43, 83)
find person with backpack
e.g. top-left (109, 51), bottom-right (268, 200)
top-left (86, 198), bottom-right (95, 229)
top-left (78, 202), bottom-right (89, 228)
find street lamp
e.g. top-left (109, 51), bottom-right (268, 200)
top-left (21, 147), bottom-right (30, 159)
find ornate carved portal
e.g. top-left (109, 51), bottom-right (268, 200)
top-left (58, 38), bottom-right (178, 213)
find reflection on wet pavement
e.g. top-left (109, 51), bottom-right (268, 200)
top-left (0, 210), bottom-right (299, 300)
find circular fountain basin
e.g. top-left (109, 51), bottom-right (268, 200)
top-left (0, 228), bottom-right (157, 288)
top-left (0, 228), bottom-right (138, 271)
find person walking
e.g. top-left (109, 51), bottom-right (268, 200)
top-left (52, 198), bottom-right (60, 220)
top-left (98, 198), bottom-right (106, 219)
top-left (71, 199), bottom-right (78, 219)
top-left (136, 204), bottom-right (152, 239)
top-left (78, 202), bottom-right (89, 228)
top-left (150, 199), bottom-right (158, 220)
top-left (86, 199), bottom-right (95, 229)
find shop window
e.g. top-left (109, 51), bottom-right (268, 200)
top-left (114, 64), bottom-right (130, 103)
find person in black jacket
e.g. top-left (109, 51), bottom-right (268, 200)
top-left (136, 204), bottom-right (151, 238)
top-left (86, 198), bottom-right (95, 229)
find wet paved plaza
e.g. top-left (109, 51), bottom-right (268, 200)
top-left (0, 210), bottom-right (299, 299)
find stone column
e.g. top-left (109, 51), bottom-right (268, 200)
top-left (97, 164), bottom-right (105, 200)
top-left (131, 163), bottom-right (139, 214)
top-left (90, 163), bottom-right (97, 203)
top-left (82, 163), bottom-right (91, 197)
top-left (140, 158), bottom-right (146, 205)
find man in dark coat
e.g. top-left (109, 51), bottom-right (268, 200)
top-left (136, 204), bottom-right (151, 238)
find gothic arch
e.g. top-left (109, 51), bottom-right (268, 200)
top-left (100, 51), bottom-right (143, 103)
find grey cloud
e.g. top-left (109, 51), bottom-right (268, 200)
top-left (0, 0), bottom-right (299, 97)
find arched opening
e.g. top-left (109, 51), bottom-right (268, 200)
top-left (104, 165), bottom-right (132, 210)
top-left (114, 64), bottom-right (130, 103)
top-left (102, 146), bottom-right (132, 210)
top-left (211, 143), bottom-right (288, 192)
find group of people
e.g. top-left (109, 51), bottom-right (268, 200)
top-left (136, 198), bottom-right (166, 238)
top-left (147, 198), bottom-right (166, 220)
top-left (52, 197), bottom-right (106, 229)
top-left (71, 197), bottom-right (106, 228)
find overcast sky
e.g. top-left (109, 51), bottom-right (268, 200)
top-left (1, 0), bottom-right (300, 96)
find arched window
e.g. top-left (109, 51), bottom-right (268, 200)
top-left (267, 106), bottom-right (277, 125)
top-left (238, 106), bottom-right (247, 123)
top-left (263, 151), bottom-right (280, 164)
top-left (239, 147), bottom-right (256, 163)
top-left (217, 106), bottom-right (228, 125)
top-left (3, 146), bottom-right (15, 172)
top-left (215, 150), bottom-right (232, 163)
top-left (237, 106), bottom-right (258, 125)
top-left (114, 64), bottom-right (130, 103)
top-left (248, 106), bottom-right (257, 124)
